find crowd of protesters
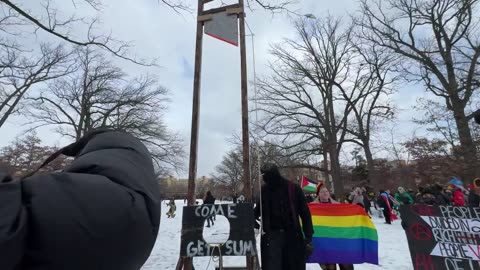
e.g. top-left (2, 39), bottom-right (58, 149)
top-left (303, 180), bottom-right (480, 227)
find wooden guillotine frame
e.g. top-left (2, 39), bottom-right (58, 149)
top-left (175, 0), bottom-right (256, 269)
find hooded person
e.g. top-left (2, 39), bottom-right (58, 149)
top-left (254, 163), bottom-right (314, 270)
top-left (468, 185), bottom-right (480, 207)
top-left (203, 191), bottom-right (216, 227)
top-left (394, 186), bottom-right (414, 205)
top-left (452, 187), bottom-right (465, 206)
top-left (348, 187), bottom-right (364, 207)
top-left (0, 129), bottom-right (160, 270)
top-left (378, 190), bottom-right (397, 224)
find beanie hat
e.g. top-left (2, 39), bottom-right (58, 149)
top-left (315, 181), bottom-right (325, 196)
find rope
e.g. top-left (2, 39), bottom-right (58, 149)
top-left (205, 244), bottom-right (223, 270)
top-left (245, 19), bottom-right (265, 242)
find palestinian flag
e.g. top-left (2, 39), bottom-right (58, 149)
top-left (301, 176), bottom-right (317, 192)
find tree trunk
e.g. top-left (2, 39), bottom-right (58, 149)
top-left (452, 103), bottom-right (478, 183)
top-left (328, 144), bottom-right (343, 198)
top-left (322, 149), bottom-right (331, 187)
top-left (363, 141), bottom-right (376, 187)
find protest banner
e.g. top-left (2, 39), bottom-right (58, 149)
top-left (180, 203), bottom-right (256, 257)
top-left (400, 204), bottom-right (480, 270)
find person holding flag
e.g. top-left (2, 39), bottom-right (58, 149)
top-left (307, 182), bottom-right (378, 269)
top-left (378, 190), bottom-right (397, 224)
top-left (312, 183), bottom-right (354, 270)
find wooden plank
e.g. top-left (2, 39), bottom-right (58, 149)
top-left (226, 7), bottom-right (244, 14)
top-left (197, 14), bottom-right (213, 22)
top-left (201, 3), bottom-right (241, 16)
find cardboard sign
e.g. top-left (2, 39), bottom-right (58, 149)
top-left (400, 204), bottom-right (480, 270)
top-left (180, 203), bottom-right (256, 257)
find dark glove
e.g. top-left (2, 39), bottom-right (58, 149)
top-left (304, 239), bottom-right (314, 260)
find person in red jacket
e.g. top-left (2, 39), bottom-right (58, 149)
top-left (452, 188), bottom-right (465, 206)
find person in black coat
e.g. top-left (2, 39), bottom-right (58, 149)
top-left (468, 187), bottom-right (480, 207)
top-left (203, 191), bottom-right (216, 227)
top-left (254, 163), bottom-right (314, 270)
top-left (0, 130), bottom-right (160, 270)
top-left (204, 190), bottom-right (216, 204)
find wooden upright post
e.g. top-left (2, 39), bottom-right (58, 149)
top-left (182, 1), bottom-right (258, 269)
top-left (238, 0), bottom-right (251, 203)
top-left (183, 0), bottom-right (206, 269)
top-left (237, 1), bottom-right (256, 270)
top-left (187, 0), bottom-right (205, 207)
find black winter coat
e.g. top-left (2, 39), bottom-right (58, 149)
top-left (0, 131), bottom-right (160, 270)
top-left (254, 178), bottom-right (313, 270)
top-left (204, 194), bottom-right (215, 205)
top-left (468, 192), bottom-right (480, 207)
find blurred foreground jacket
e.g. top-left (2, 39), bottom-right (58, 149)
top-left (0, 131), bottom-right (160, 270)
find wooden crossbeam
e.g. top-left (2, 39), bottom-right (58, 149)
top-left (201, 4), bottom-right (241, 16)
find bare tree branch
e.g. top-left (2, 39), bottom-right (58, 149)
top-left (0, 44), bottom-right (75, 129)
top-left (0, 0), bottom-right (156, 66)
top-left (25, 48), bottom-right (185, 175)
top-left (357, 0), bottom-right (480, 181)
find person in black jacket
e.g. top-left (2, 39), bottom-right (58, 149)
top-left (203, 191), bottom-right (216, 227)
top-left (0, 130), bottom-right (160, 270)
top-left (468, 186), bottom-right (480, 207)
top-left (254, 163), bottom-right (314, 270)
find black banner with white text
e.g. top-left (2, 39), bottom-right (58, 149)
top-left (400, 205), bottom-right (480, 270)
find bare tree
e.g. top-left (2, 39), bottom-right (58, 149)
top-left (404, 137), bottom-right (462, 185)
top-left (0, 0), bottom-right (192, 64)
top-left (357, 0), bottom-right (480, 182)
top-left (26, 48), bottom-right (184, 175)
top-left (253, 17), bottom-right (363, 195)
top-left (0, 131), bottom-right (71, 176)
top-left (0, 44), bottom-right (74, 129)
top-left (0, 0), bottom-right (298, 63)
top-left (211, 149), bottom-right (244, 197)
top-left (414, 98), bottom-right (460, 149)
top-left (341, 43), bottom-right (397, 186)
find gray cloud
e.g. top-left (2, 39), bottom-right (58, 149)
top-left (0, 0), bottom-right (423, 178)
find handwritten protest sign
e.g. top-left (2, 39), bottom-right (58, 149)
top-left (400, 205), bottom-right (480, 270)
top-left (180, 203), bottom-right (256, 257)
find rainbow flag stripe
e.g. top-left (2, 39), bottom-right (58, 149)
top-left (307, 204), bottom-right (379, 265)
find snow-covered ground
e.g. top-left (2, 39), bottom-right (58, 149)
top-left (142, 200), bottom-right (413, 270)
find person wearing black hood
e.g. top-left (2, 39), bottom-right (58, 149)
top-left (203, 191), bottom-right (216, 227)
top-left (0, 129), bottom-right (160, 270)
top-left (433, 184), bottom-right (450, 205)
top-left (254, 163), bottom-right (314, 270)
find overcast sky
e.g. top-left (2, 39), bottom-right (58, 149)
top-left (0, 0), bottom-right (428, 178)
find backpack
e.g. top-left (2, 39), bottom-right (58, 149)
top-left (376, 195), bottom-right (386, 208)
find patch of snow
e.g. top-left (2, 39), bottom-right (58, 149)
top-left (142, 201), bottom-right (413, 270)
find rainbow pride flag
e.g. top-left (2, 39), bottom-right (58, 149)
top-left (307, 204), bottom-right (379, 265)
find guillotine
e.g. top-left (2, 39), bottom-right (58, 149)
top-left (175, 0), bottom-right (256, 269)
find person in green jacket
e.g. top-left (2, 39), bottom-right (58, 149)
top-left (394, 186), bottom-right (414, 205)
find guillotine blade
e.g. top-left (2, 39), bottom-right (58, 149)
top-left (204, 11), bottom-right (238, 46)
